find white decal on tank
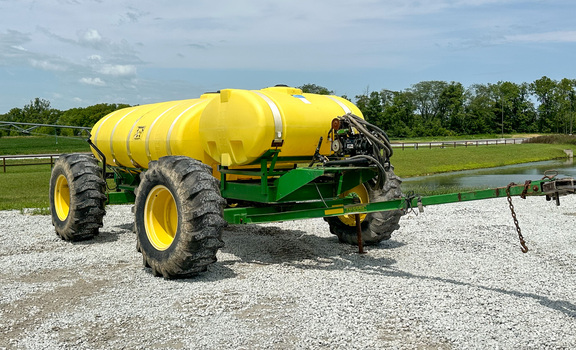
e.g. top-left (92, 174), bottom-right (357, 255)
top-left (328, 96), bottom-right (352, 114)
top-left (292, 94), bottom-right (312, 104)
top-left (254, 91), bottom-right (283, 142)
top-left (127, 110), bottom-right (155, 167)
top-left (145, 104), bottom-right (180, 162)
top-left (166, 101), bottom-right (205, 155)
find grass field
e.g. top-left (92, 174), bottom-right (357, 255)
top-left (0, 136), bottom-right (574, 210)
top-left (0, 135), bottom-right (90, 155)
top-left (391, 143), bottom-right (573, 177)
top-left (0, 164), bottom-right (52, 211)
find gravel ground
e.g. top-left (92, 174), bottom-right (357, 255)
top-left (1, 195), bottom-right (575, 349)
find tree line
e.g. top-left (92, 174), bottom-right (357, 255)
top-left (0, 98), bottom-right (130, 137)
top-left (1, 77), bottom-right (574, 139)
top-left (302, 76), bottom-right (576, 137)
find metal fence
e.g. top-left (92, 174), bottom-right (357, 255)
top-left (1, 154), bottom-right (59, 173)
top-left (391, 138), bottom-right (526, 150)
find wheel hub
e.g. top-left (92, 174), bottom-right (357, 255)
top-left (54, 174), bottom-right (71, 221)
top-left (144, 185), bottom-right (178, 251)
top-left (338, 184), bottom-right (369, 226)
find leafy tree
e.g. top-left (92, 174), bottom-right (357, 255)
top-left (58, 103), bottom-right (130, 135)
top-left (355, 91), bottom-right (383, 126)
top-left (464, 84), bottom-right (496, 134)
top-left (381, 90), bottom-right (416, 137)
top-left (409, 81), bottom-right (448, 122)
top-left (298, 83), bottom-right (333, 95)
top-left (556, 78), bottom-right (576, 134)
top-left (531, 76), bottom-right (559, 133)
top-left (438, 82), bottom-right (466, 132)
top-left (0, 98), bottom-right (62, 136)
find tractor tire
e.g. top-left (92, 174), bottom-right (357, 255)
top-left (134, 156), bottom-right (227, 279)
top-left (325, 168), bottom-right (403, 245)
top-left (49, 153), bottom-right (106, 241)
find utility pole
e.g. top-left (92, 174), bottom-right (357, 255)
top-left (501, 94), bottom-right (504, 138)
top-left (570, 90), bottom-right (574, 135)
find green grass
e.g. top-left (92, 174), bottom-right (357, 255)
top-left (0, 164), bottom-right (51, 210)
top-left (392, 143), bottom-right (574, 178)
top-left (0, 135), bottom-right (90, 155)
top-left (522, 134), bottom-right (576, 145)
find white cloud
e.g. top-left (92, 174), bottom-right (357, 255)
top-left (11, 45), bottom-right (27, 51)
top-left (81, 29), bottom-right (102, 43)
top-left (99, 64), bottom-right (136, 76)
top-left (79, 77), bottom-right (106, 86)
top-left (29, 58), bottom-right (66, 71)
top-left (88, 54), bottom-right (102, 62)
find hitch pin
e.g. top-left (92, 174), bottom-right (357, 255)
top-left (417, 198), bottom-right (424, 213)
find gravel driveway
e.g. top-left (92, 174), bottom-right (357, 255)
top-left (1, 195), bottom-right (575, 349)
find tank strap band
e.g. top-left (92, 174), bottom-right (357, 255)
top-left (254, 91), bottom-right (283, 143)
top-left (110, 109), bottom-right (137, 165)
top-left (166, 101), bottom-right (205, 156)
top-left (328, 96), bottom-right (352, 114)
top-left (145, 104), bottom-right (179, 162)
top-left (92, 109), bottom-right (123, 162)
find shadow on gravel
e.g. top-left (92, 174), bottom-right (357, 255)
top-left (219, 224), bottom-right (402, 269)
top-left (114, 223), bottom-right (134, 231)
top-left (72, 225), bottom-right (132, 245)
top-left (218, 224), bottom-right (576, 319)
top-left (392, 271), bottom-right (576, 319)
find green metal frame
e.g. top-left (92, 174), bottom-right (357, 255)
top-left (101, 149), bottom-right (573, 226)
top-left (105, 167), bottom-right (139, 204)
top-left (218, 149), bottom-right (375, 203)
top-left (223, 178), bottom-right (569, 224)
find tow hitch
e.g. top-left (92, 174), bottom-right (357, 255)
top-left (541, 177), bottom-right (576, 205)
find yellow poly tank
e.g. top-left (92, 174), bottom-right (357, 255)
top-left (90, 86), bottom-right (362, 169)
top-left (90, 94), bottom-right (219, 169)
top-left (199, 86), bottom-right (362, 166)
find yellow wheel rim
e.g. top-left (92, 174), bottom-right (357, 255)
top-left (54, 174), bottom-right (71, 221)
top-left (338, 184), bottom-right (369, 226)
top-left (144, 185), bottom-right (178, 251)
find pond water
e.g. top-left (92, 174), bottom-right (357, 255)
top-left (402, 159), bottom-right (576, 191)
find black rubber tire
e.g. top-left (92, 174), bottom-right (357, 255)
top-left (49, 153), bottom-right (106, 241)
top-left (325, 168), bottom-right (403, 245)
top-left (134, 156), bottom-right (227, 279)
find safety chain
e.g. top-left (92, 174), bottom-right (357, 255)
top-left (506, 182), bottom-right (529, 253)
top-left (401, 191), bottom-right (422, 216)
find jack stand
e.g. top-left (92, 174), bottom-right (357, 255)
top-left (355, 213), bottom-right (365, 254)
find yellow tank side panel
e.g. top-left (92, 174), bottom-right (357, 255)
top-left (128, 101), bottom-right (195, 167)
top-left (91, 105), bottom-right (147, 166)
top-left (199, 89), bottom-right (275, 166)
top-left (258, 87), bottom-right (363, 157)
top-left (165, 97), bottom-right (214, 164)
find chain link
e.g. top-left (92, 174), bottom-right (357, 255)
top-left (506, 183), bottom-right (529, 253)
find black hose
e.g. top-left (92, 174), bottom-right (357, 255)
top-left (324, 158), bottom-right (370, 167)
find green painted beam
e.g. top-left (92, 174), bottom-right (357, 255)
top-left (275, 168), bottom-right (325, 201)
top-left (223, 179), bottom-right (561, 225)
top-left (107, 190), bottom-right (136, 205)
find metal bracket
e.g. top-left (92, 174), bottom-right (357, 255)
top-left (542, 178), bottom-right (576, 206)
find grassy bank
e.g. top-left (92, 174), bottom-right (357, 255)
top-left (391, 143), bottom-right (573, 178)
top-left (0, 142), bottom-right (573, 211)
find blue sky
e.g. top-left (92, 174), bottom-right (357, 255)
top-left (0, 0), bottom-right (575, 114)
